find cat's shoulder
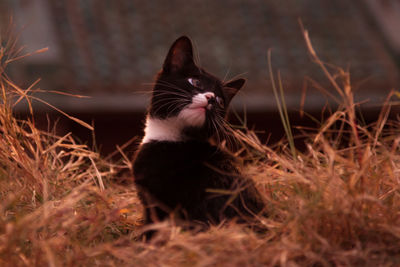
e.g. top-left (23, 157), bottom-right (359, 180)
top-left (137, 140), bottom-right (217, 153)
top-left (133, 140), bottom-right (234, 167)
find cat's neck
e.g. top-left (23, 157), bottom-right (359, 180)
top-left (142, 116), bottom-right (185, 143)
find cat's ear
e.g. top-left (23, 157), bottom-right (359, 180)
top-left (223, 78), bottom-right (246, 104)
top-left (163, 36), bottom-right (194, 74)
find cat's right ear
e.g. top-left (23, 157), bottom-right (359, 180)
top-left (163, 36), bottom-right (194, 74)
top-left (223, 78), bottom-right (246, 105)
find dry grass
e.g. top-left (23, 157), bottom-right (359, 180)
top-left (1, 31), bottom-right (400, 266)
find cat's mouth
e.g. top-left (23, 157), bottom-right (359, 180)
top-left (188, 92), bottom-right (215, 111)
top-left (188, 101), bottom-right (213, 111)
top-left (191, 107), bottom-right (206, 112)
top-left (187, 103), bottom-right (209, 112)
top-left (187, 105), bottom-right (213, 114)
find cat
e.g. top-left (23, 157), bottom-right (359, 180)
top-left (133, 36), bottom-right (265, 235)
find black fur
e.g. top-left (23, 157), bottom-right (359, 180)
top-left (134, 141), bottom-right (264, 225)
top-left (133, 36), bottom-right (264, 234)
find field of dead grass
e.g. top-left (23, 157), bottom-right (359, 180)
top-left (1, 30), bottom-right (400, 266)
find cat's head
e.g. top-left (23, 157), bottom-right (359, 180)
top-left (144, 36), bottom-right (245, 142)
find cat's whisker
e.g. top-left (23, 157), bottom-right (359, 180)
top-left (223, 121), bottom-right (256, 152)
top-left (166, 103), bottom-right (191, 117)
top-left (225, 126), bottom-right (238, 150)
top-left (152, 96), bottom-right (188, 105)
top-left (127, 89), bottom-right (153, 95)
top-left (144, 86), bottom-right (188, 98)
top-left (222, 65), bottom-right (232, 83)
top-left (156, 85), bottom-right (187, 95)
top-left (215, 116), bottom-right (238, 150)
top-left (151, 98), bottom-right (182, 111)
top-left (152, 100), bottom-right (190, 116)
top-left (147, 82), bottom-right (190, 96)
top-left (151, 98), bottom-right (188, 108)
top-left (142, 82), bottom-right (160, 87)
top-left (217, 116), bottom-right (230, 143)
top-left (192, 39), bottom-right (202, 70)
top-left (217, 119), bottom-right (233, 149)
top-left (153, 91), bottom-right (190, 98)
top-left (217, 121), bottom-right (230, 147)
top-left (226, 72), bottom-right (249, 82)
top-left (153, 88), bottom-right (187, 94)
top-left (150, 94), bottom-right (189, 102)
top-left (210, 116), bottom-right (222, 146)
top-left (155, 100), bottom-right (190, 116)
top-left (216, 117), bottom-right (227, 145)
top-left (155, 80), bottom-right (189, 93)
top-left (153, 91), bottom-right (190, 100)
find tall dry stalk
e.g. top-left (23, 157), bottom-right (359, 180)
top-left (301, 25), bottom-right (363, 166)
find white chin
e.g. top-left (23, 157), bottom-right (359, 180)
top-left (179, 107), bottom-right (206, 128)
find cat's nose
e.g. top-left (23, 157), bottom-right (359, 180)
top-left (204, 92), bottom-right (215, 101)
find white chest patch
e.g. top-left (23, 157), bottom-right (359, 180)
top-left (142, 116), bottom-right (183, 143)
top-left (142, 92), bottom-right (214, 143)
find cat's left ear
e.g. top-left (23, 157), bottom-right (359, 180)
top-left (223, 78), bottom-right (246, 105)
top-left (163, 36), bottom-right (194, 74)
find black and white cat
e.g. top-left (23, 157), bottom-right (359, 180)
top-left (133, 36), bottom-right (264, 232)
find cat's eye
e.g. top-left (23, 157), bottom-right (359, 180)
top-left (216, 96), bottom-right (224, 108)
top-left (188, 78), bottom-right (201, 88)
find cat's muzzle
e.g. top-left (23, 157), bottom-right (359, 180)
top-left (205, 93), bottom-right (216, 110)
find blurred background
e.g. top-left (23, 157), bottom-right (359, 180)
top-left (1, 0), bottom-right (399, 154)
